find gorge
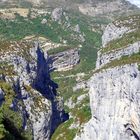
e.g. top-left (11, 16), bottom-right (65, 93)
top-left (0, 0), bottom-right (140, 140)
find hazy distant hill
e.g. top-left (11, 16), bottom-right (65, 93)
top-left (0, 0), bottom-right (134, 8)
top-left (0, 0), bottom-right (137, 18)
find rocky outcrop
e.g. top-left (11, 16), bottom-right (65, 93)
top-left (96, 41), bottom-right (140, 68)
top-left (102, 23), bottom-right (130, 47)
top-left (74, 15), bottom-right (140, 140)
top-left (0, 41), bottom-right (68, 140)
top-left (49, 49), bottom-right (80, 71)
top-left (78, 0), bottom-right (136, 17)
top-left (75, 64), bottom-right (140, 140)
top-left (51, 8), bottom-right (63, 21)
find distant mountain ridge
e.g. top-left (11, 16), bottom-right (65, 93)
top-left (0, 0), bottom-right (137, 9)
top-left (0, 0), bottom-right (138, 18)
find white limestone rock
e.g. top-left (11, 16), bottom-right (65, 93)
top-left (74, 15), bottom-right (140, 140)
top-left (73, 81), bottom-right (88, 91)
top-left (51, 8), bottom-right (63, 21)
top-left (75, 64), bottom-right (140, 140)
top-left (41, 18), bottom-right (47, 24)
top-left (96, 41), bottom-right (140, 68)
top-left (0, 41), bottom-right (67, 140)
top-left (50, 49), bottom-right (80, 71)
top-left (74, 24), bottom-right (81, 33)
top-left (102, 23), bottom-right (130, 47)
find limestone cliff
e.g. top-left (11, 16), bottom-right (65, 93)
top-left (74, 15), bottom-right (140, 140)
top-left (0, 40), bottom-right (68, 140)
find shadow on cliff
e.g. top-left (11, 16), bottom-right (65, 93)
top-left (32, 44), bottom-right (69, 138)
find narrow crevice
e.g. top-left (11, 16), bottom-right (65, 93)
top-left (31, 43), bottom-right (69, 138)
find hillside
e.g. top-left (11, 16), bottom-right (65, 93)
top-left (0, 0), bottom-right (138, 16)
top-left (74, 14), bottom-right (140, 140)
top-left (0, 1), bottom-right (140, 140)
top-left (0, 6), bottom-right (103, 140)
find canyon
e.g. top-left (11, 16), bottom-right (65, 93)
top-left (0, 0), bottom-right (140, 140)
top-left (74, 14), bottom-right (140, 140)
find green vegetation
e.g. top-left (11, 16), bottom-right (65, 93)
top-left (100, 14), bottom-right (140, 54)
top-left (51, 15), bottom-right (140, 140)
top-left (0, 9), bottom-right (108, 140)
top-left (1, 8), bottom-right (140, 140)
top-left (46, 10), bottom-right (103, 73)
top-left (0, 39), bottom-right (34, 63)
top-left (53, 77), bottom-right (77, 102)
top-left (0, 11), bottom-right (102, 74)
top-left (114, 15), bottom-right (140, 29)
top-left (48, 11), bottom-right (104, 79)
top-left (0, 82), bottom-right (15, 139)
top-left (101, 29), bottom-right (140, 54)
top-left (0, 10), bottom-right (103, 73)
top-left (0, 61), bottom-right (15, 76)
top-left (67, 11), bottom-right (103, 72)
top-left (48, 45), bottom-right (76, 55)
top-left (0, 81), bottom-right (32, 140)
top-left (50, 11), bottom-right (107, 139)
top-left (51, 118), bottom-right (77, 140)
top-left (51, 88), bottom-right (91, 140)
top-left (0, 13), bottom-right (79, 45)
top-left (51, 73), bottom-right (91, 140)
top-left (71, 95), bottom-right (91, 124)
top-left (0, 14), bottom-right (62, 42)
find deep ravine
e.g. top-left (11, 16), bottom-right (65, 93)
top-left (0, 41), bottom-right (69, 140)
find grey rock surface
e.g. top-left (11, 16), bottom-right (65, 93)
top-left (51, 8), bottom-right (63, 21)
top-left (75, 64), bottom-right (140, 140)
top-left (0, 41), bottom-right (67, 140)
top-left (41, 18), bottom-right (47, 24)
top-left (102, 23), bottom-right (130, 47)
top-left (74, 24), bottom-right (81, 33)
top-left (50, 49), bottom-right (80, 71)
top-left (74, 16), bottom-right (140, 140)
top-left (96, 41), bottom-right (140, 68)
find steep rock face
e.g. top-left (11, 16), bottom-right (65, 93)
top-left (75, 64), bottom-right (140, 140)
top-left (74, 15), bottom-right (140, 140)
top-left (49, 49), bottom-right (80, 71)
top-left (102, 23), bottom-right (130, 47)
top-left (96, 41), bottom-right (140, 68)
top-left (0, 41), bottom-right (67, 140)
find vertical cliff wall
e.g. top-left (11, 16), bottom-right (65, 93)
top-left (0, 41), bottom-right (68, 140)
top-left (74, 15), bottom-right (140, 140)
